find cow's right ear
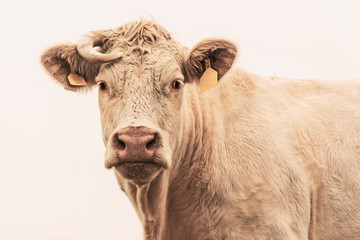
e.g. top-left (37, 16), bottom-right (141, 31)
top-left (41, 44), bottom-right (99, 92)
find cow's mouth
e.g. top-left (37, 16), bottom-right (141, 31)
top-left (114, 162), bottom-right (162, 186)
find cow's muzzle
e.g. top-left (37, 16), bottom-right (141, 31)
top-left (105, 126), bottom-right (165, 186)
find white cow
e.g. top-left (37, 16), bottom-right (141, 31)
top-left (41, 20), bottom-right (360, 240)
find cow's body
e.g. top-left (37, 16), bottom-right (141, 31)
top-left (41, 20), bottom-right (360, 239)
top-left (140, 70), bottom-right (360, 240)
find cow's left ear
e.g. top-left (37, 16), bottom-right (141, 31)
top-left (185, 39), bottom-right (238, 81)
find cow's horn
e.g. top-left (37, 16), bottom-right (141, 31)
top-left (77, 31), bottom-right (123, 63)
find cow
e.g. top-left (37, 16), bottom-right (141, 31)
top-left (41, 19), bottom-right (360, 240)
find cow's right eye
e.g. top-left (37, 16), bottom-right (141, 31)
top-left (170, 79), bottom-right (183, 91)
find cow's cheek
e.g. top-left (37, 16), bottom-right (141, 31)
top-left (98, 99), bottom-right (122, 145)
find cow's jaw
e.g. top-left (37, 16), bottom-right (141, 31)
top-left (114, 162), bottom-right (162, 187)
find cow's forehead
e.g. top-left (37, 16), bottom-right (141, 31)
top-left (97, 20), bottom-right (186, 84)
top-left (98, 46), bottom-right (183, 84)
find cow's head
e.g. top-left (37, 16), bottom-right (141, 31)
top-left (41, 20), bottom-right (237, 187)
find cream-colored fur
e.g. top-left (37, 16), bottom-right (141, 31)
top-left (41, 20), bottom-right (360, 240)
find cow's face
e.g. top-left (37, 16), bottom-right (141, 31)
top-left (41, 20), bottom-right (237, 187)
top-left (97, 45), bottom-right (187, 186)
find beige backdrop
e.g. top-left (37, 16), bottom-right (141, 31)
top-left (1, 0), bottom-right (360, 239)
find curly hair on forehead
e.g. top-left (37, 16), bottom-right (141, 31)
top-left (103, 19), bottom-right (174, 49)
top-left (97, 19), bottom-right (186, 71)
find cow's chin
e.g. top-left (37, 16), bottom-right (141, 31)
top-left (114, 162), bottom-right (162, 187)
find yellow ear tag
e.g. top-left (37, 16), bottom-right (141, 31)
top-left (199, 67), bottom-right (218, 93)
top-left (67, 73), bottom-right (87, 86)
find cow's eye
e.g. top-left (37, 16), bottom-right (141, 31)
top-left (98, 81), bottom-right (107, 91)
top-left (170, 79), bottom-right (183, 91)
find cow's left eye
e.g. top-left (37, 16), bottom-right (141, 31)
top-left (170, 79), bottom-right (183, 91)
top-left (97, 81), bottom-right (107, 91)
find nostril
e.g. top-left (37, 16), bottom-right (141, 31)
top-left (117, 139), bottom-right (126, 151)
top-left (114, 134), bottom-right (126, 151)
top-left (146, 133), bottom-right (157, 151)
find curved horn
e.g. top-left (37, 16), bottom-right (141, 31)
top-left (77, 31), bottom-right (123, 63)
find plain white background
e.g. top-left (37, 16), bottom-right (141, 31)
top-left (1, 0), bottom-right (360, 239)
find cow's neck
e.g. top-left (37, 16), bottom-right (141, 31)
top-left (134, 85), bottom-right (215, 240)
top-left (134, 170), bottom-right (169, 240)
top-left (164, 87), bottom-right (216, 239)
